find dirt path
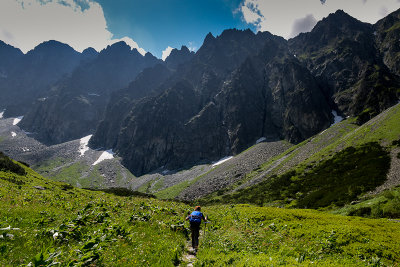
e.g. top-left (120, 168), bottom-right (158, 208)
top-left (179, 240), bottom-right (196, 267)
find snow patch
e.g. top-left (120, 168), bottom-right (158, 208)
top-left (22, 147), bottom-right (30, 152)
top-left (13, 116), bottom-right (23, 125)
top-left (256, 137), bottom-right (267, 144)
top-left (88, 93), bottom-right (100, 97)
top-left (331, 110), bottom-right (343, 126)
top-left (11, 132), bottom-right (16, 137)
top-left (212, 156), bottom-right (233, 167)
top-left (0, 111), bottom-right (4, 119)
top-left (22, 130), bottom-right (33, 135)
top-left (92, 149), bottom-right (114, 165)
top-left (79, 135), bottom-right (92, 156)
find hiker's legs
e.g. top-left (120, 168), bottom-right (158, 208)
top-left (190, 223), bottom-right (200, 249)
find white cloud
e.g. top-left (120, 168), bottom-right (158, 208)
top-left (240, 0), bottom-right (400, 39)
top-left (290, 14), bottom-right (317, 38)
top-left (187, 41), bottom-right (197, 52)
top-left (0, 0), bottom-right (146, 55)
top-left (161, 46), bottom-right (173, 61)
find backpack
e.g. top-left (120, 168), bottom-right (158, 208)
top-left (189, 211), bottom-right (203, 224)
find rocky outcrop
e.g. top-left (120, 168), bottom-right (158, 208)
top-left (91, 30), bottom-right (331, 176)
top-left (374, 9), bottom-right (400, 76)
top-left (289, 10), bottom-right (400, 123)
top-left (165, 46), bottom-right (195, 70)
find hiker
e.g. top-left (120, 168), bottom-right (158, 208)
top-left (186, 206), bottom-right (207, 252)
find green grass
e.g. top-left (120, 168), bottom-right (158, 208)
top-left (196, 204), bottom-right (400, 266)
top-left (1, 154), bottom-right (400, 266)
top-left (385, 21), bottom-right (400, 33)
top-left (0, 157), bottom-right (190, 266)
top-left (155, 179), bottom-right (192, 199)
top-left (155, 168), bottom-right (215, 199)
top-left (334, 186), bottom-right (400, 219)
top-left (209, 142), bottom-right (391, 209)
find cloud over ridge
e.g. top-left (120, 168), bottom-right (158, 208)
top-left (239, 0), bottom-right (400, 39)
top-left (0, 0), bottom-right (145, 55)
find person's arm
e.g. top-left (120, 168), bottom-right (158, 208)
top-left (202, 214), bottom-right (207, 221)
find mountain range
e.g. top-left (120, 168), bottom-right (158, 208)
top-left (1, 9), bottom-right (399, 178)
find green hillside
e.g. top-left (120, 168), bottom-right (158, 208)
top-left (1, 153), bottom-right (400, 266)
top-left (198, 104), bottom-right (400, 210)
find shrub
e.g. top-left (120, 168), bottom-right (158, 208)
top-left (0, 152), bottom-right (26, 176)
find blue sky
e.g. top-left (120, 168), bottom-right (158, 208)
top-left (95, 0), bottom-right (253, 57)
top-left (0, 0), bottom-right (399, 59)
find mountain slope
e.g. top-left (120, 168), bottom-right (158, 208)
top-left (0, 40), bottom-right (84, 117)
top-left (92, 29), bottom-right (332, 176)
top-left (289, 10), bottom-right (400, 123)
top-left (195, 102), bottom-right (400, 206)
top-left (19, 42), bottom-right (161, 145)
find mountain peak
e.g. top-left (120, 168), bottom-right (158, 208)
top-left (203, 32), bottom-right (215, 45)
top-left (29, 40), bottom-right (77, 55)
top-left (165, 45), bottom-right (195, 68)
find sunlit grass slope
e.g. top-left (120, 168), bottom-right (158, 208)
top-left (198, 204), bottom-right (400, 266)
top-left (2, 153), bottom-right (400, 266)
top-left (0, 154), bottom-right (189, 266)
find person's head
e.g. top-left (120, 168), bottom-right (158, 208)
top-left (195, 206), bottom-right (201, 211)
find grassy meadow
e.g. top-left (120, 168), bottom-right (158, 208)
top-left (1, 152), bottom-right (400, 266)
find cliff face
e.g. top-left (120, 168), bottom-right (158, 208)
top-left (3, 9), bottom-right (400, 177)
top-left (19, 42), bottom-right (161, 145)
top-left (90, 30), bottom-right (331, 176)
top-left (289, 10), bottom-right (400, 123)
top-left (0, 40), bottom-right (83, 116)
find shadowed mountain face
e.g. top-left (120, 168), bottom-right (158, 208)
top-left (90, 29), bottom-right (331, 176)
top-left (0, 41), bottom-right (23, 79)
top-left (0, 40), bottom-right (85, 116)
top-left (19, 42), bottom-right (161, 145)
top-left (289, 10), bottom-right (400, 123)
top-left (2, 9), bottom-right (400, 177)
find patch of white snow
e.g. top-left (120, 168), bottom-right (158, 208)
top-left (11, 132), bottom-right (16, 137)
top-left (92, 149), bottom-right (114, 165)
top-left (256, 137), bottom-right (267, 144)
top-left (79, 135), bottom-right (92, 156)
top-left (212, 156), bottom-right (233, 168)
top-left (331, 110), bottom-right (343, 126)
top-left (22, 147), bottom-right (30, 152)
top-left (13, 116), bottom-right (23, 125)
top-left (22, 130), bottom-right (33, 135)
top-left (88, 93), bottom-right (100, 97)
top-left (0, 111), bottom-right (4, 119)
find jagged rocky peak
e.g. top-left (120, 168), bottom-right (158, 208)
top-left (316, 9), bottom-right (372, 32)
top-left (101, 41), bottom-right (131, 54)
top-left (165, 45), bottom-right (195, 69)
top-left (144, 51), bottom-right (158, 61)
top-left (203, 32), bottom-right (216, 46)
top-left (290, 9), bottom-right (373, 52)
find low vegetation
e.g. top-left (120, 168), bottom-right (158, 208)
top-left (196, 205), bottom-right (400, 266)
top-left (204, 142), bottom-right (391, 209)
top-left (0, 154), bottom-right (189, 266)
top-left (1, 153), bottom-right (400, 266)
